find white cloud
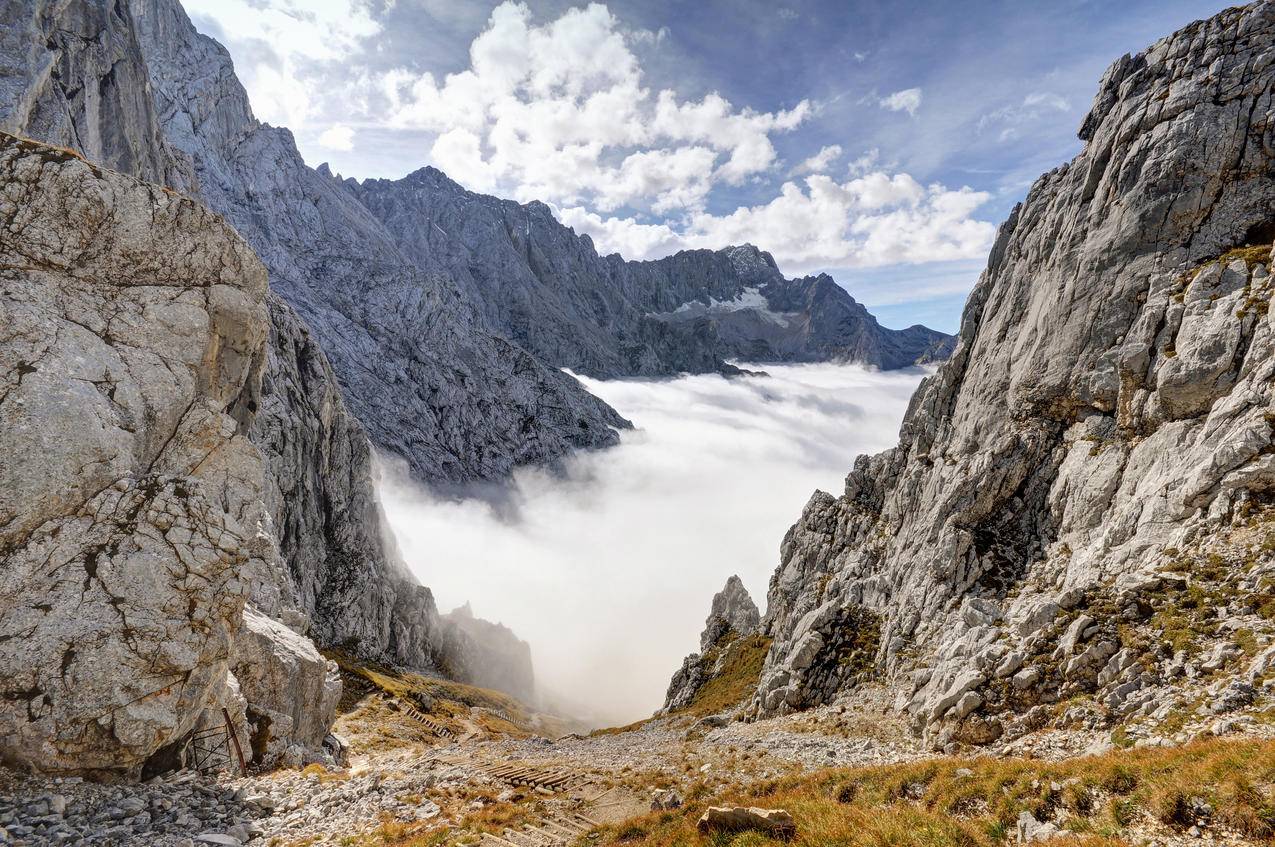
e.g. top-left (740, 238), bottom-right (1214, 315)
top-left (186, 1), bottom-right (995, 281)
top-left (185, 0), bottom-right (381, 130)
top-left (378, 363), bottom-right (927, 726)
top-left (376, 2), bottom-right (810, 213)
top-left (880, 87), bottom-right (923, 117)
top-left (978, 91), bottom-right (1071, 142)
top-left (317, 124), bottom-right (355, 151)
top-left (1024, 91), bottom-right (1070, 110)
top-left (846, 147), bottom-right (882, 176)
top-left (558, 170), bottom-right (996, 274)
top-left (789, 143), bottom-right (843, 176)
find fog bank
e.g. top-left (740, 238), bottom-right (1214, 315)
top-left (378, 363), bottom-right (927, 727)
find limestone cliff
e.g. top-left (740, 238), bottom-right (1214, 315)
top-left (750, 2), bottom-right (1275, 749)
top-left (442, 605), bottom-right (535, 704)
top-left (0, 133), bottom-right (288, 775)
top-left (663, 577), bottom-right (764, 714)
top-left (355, 169), bottom-right (953, 377)
top-left (126, 0), bottom-right (628, 487)
top-left (0, 0), bottom-right (545, 690)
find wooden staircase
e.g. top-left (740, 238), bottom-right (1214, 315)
top-left (475, 761), bottom-right (589, 791)
top-left (399, 700), bottom-right (454, 740)
top-left (478, 812), bottom-right (602, 847)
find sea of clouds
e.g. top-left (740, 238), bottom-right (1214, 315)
top-left (378, 363), bottom-right (928, 727)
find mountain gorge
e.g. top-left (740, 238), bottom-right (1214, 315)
top-left (3, 1), bottom-right (1275, 846)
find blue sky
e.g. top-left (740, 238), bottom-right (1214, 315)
top-left (185, 0), bottom-right (1229, 333)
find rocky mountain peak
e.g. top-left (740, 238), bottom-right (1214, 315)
top-left (747, 0), bottom-right (1275, 750)
top-left (701, 576), bottom-right (762, 652)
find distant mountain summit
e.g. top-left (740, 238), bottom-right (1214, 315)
top-left (353, 166), bottom-right (954, 377)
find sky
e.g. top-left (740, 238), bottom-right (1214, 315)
top-left (181, 0), bottom-right (1230, 333)
top-left (379, 363), bottom-right (925, 725)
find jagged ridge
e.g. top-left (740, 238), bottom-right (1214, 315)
top-left (354, 167), bottom-right (954, 377)
top-left (749, 1), bottom-right (1275, 749)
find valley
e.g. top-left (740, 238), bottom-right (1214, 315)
top-left (1, 0), bottom-right (1274, 846)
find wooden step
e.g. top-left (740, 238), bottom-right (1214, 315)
top-left (542, 818), bottom-right (584, 836)
top-left (480, 834), bottom-right (521, 847)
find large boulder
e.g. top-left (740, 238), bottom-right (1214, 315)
top-left (231, 606), bottom-right (341, 767)
top-left (0, 133), bottom-right (271, 776)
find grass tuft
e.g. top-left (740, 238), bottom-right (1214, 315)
top-left (590, 738), bottom-right (1275, 847)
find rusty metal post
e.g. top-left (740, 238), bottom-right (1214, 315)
top-left (222, 707), bottom-right (248, 773)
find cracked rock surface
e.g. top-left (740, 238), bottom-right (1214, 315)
top-left (0, 134), bottom-right (272, 776)
top-left (0, 0), bottom-right (544, 697)
top-left (752, 2), bottom-right (1275, 746)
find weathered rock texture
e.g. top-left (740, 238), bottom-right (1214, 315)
top-left (0, 0), bottom-right (543, 698)
top-left (248, 295), bottom-right (463, 676)
top-left (751, 2), bottom-right (1275, 747)
top-left (699, 576), bottom-right (762, 653)
top-left (126, 0), bottom-right (628, 487)
top-left (0, 0), bottom-right (192, 191)
top-left (0, 134), bottom-right (273, 776)
top-left (663, 577), bottom-right (762, 713)
top-left (356, 170), bottom-right (954, 376)
top-left (232, 606), bottom-right (342, 767)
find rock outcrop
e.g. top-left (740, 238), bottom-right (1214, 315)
top-left (699, 576), bottom-right (762, 653)
top-left (0, 0), bottom-right (541, 695)
top-left (663, 577), bottom-right (763, 713)
top-left (356, 169), bottom-right (954, 376)
top-left (750, 2), bottom-right (1275, 748)
top-left (0, 133), bottom-right (275, 776)
top-left (442, 605), bottom-right (535, 703)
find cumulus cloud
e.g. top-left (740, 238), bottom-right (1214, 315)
top-left (880, 87), bottom-right (923, 117)
top-left (185, 0), bottom-right (381, 131)
top-left (790, 143), bottom-right (843, 176)
top-left (186, 1), bottom-right (996, 281)
top-left (557, 170), bottom-right (996, 273)
top-left (317, 124), bottom-right (355, 151)
top-left (378, 364), bottom-right (926, 726)
top-left (376, 2), bottom-right (809, 211)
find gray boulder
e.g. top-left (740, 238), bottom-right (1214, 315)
top-left (0, 133), bottom-right (271, 776)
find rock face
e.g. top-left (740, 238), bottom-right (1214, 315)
top-left (0, 133), bottom-right (273, 776)
top-left (125, 0), bottom-right (628, 487)
top-left (0, 0), bottom-right (192, 192)
top-left (752, 2), bottom-right (1275, 747)
top-left (248, 294), bottom-right (460, 675)
top-left (699, 576), bottom-right (762, 652)
top-left (0, 0), bottom-right (542, 691)
top-left (356, 169), bottom-right (954, 376)
top-left (663, 577), bottom-right (762, 713)
top-left (442, 604), bottom-right (535, 703)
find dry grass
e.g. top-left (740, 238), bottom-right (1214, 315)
top-left (326, 650), bottom-right (545, 745)
top-left (681, 635), bottom-right (772, 718)
top-left (592, 738), bottom-right (1275, 847)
